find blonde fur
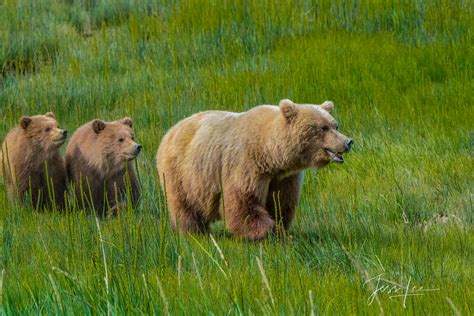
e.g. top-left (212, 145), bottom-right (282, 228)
top-left (156, 99), bottom-right (351, 240)
top-left (0, 113), bottom-right (67, 209)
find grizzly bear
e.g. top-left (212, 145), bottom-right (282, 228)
top-left (65, 118), bottom-right (141, 216)
top-left (0, 112), bottom-right (68, 209)
top-left (156, 99), bottom-right (353, 240)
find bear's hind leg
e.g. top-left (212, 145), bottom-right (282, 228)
top-left (167, 189), bottom-right (209, 234)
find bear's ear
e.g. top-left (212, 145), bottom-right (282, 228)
top-left (92, 119), bottom-right (106, 134)
top-left (279, 99), bottom-right (298, 123)
top-left (120, 117), bottom-right (133, 128)
top-left (45, 112), bottom-right (55, 118)
top-left (19, 116), bottom-right (32, 129)
top-left (320, 101), bottom-right (334, 114)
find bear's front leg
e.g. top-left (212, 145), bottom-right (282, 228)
top-left (46, 156), bottom-right (67, 210)
top-left (266, 172), bottom-right (303, 232)
top-left (223, 184), bottom-right (275, 240)
top-left (126, 166), bottom-right (141, 208)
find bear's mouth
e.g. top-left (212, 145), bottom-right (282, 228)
top-left (53, 136), bottom-right (66, 143)
top-left (124, 152), bottom-right (140, 160)
top-left (324, 149), bottom-right (344, 163)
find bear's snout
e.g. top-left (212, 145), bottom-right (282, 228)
top-left (135, 144), bottom-right (142, 153)
top-left (61, 129), bottom-right (68, 137)
top-left (344, 138), bottom-right (353, 152)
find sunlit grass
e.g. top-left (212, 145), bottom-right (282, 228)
top-left (0, 0), bottom-right (473, 314)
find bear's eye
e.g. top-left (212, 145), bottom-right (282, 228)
top-left (321, 125), bottom-right (329, 132)
top-left (45, 127), bottom-right (51, 132)
top-left (119, 138), bottom-right (125, 143)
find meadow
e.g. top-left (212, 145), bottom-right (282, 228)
top-left (0, 0), bottom-right (473, 314)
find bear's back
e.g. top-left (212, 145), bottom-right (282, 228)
top-left (165, 106), bottom-right (279, 141)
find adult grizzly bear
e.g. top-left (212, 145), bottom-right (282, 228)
top-left (65, 118), bottom-right (141, 216)
top-left (156, 99), bottom-right (353, 240)
top-left (0, 112), bottom-right (68, 209)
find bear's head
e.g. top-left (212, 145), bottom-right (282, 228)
top-left (19, 112), bottom-right (68, 152)
top-left (90, 117), bottom-right (142, 169)
top-left (279, 99), bottom-right (353, 168)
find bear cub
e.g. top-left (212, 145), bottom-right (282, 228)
top-left (0, 112), bottom-right (68, 209)
top-left (66, 117), bottom-right (141, 216)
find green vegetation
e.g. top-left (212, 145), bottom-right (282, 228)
top-left (1, 0), bottom-right (472, 314)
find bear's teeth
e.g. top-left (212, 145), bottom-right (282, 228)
top-left (325, 149), bottom-right (344, 163)
top-left (332, 155), bottom-right (344, 163)
top-left (325, 149), bottom-right (335, 158)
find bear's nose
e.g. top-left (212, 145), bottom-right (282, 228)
top-left (135, 144), bottom-right (142, 152)
top-left (62, 130), bottom-right (68, 136)
top-left (345, 138), bottom-right (354, 152)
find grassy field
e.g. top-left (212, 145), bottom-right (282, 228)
top-left (0, 0), bottom-right (473, 314)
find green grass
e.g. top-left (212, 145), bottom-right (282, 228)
top-left (0, 0), bottom-right (473, 314)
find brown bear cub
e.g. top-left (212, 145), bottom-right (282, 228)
top-left (65, 118), bottom-right (141, 216)
top-left (157, 99), bottom-right (353, 240)
top-left (0, 112), bottom-right (68, 209)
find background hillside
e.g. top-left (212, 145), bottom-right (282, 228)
top-left (0, 0), bottom-right (472, 314)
